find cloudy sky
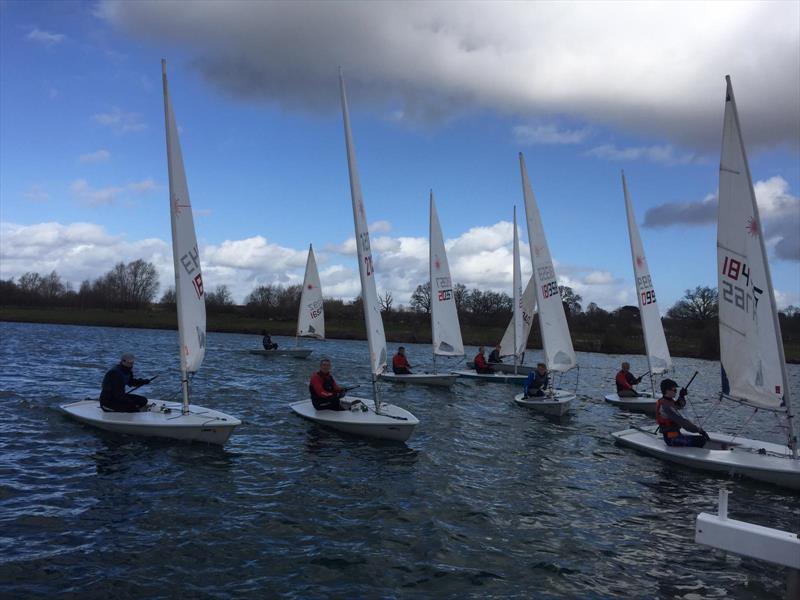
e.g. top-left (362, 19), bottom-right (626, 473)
top-left (1, 0), bottom-right (798, 310)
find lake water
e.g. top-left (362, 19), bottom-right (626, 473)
top-left (0, 321), bottom-right (797, 598)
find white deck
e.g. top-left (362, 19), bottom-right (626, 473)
top-left (452, 369), bottom-right (528, 384)
top-left (290, 397), bottom-right (418, 442)
top-left (378, 372), bottom-right (458, 387)
top-left (514, 390), bottom-right (575, 415)
top-left (604, 392), bottom-right (658, 415)
top-left (612, 427), bottom-right (800, 490)
top-left (61, 399), bottom-right (240, 445)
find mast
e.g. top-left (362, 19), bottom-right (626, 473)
top-left (430, 192), bottom-right (435, 374)
top-left (512, 206), bottom-right (521, 373)
top-left (162, 59), bottom-right (190, 414)
top-left (723, 76), bottom-right (795, 456)
top-left (339, 69), bottom-right (387, 412)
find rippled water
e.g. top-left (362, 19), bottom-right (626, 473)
top-left (0, 321), bottom-right (797, 598)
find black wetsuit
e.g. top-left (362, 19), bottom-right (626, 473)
top-left (100, 363), bottom-right (148, 412)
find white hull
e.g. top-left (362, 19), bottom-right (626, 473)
top-left (60, 399), bottom-right (240, 445)
top-left (514, 390), bottom-right (574, 415)
top-left (604, 392), bottom-right (658, 415)
top-left (378, 372), bottom-right (458, 387)
top-left (249, 348), bottom-right (313, 359)
top-left (452, 369), bottom-right (528, 384)
top-left (612, 427), bottom-right (800, 490)
top-left (468, 361), bottom-right (536, 375)
top-left (290, 397), bottom-right (418, 442)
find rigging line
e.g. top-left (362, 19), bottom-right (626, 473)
top-left (729, 408), bottom-right (759, 442)
top-left (698, 394), bottom-right (725, 429)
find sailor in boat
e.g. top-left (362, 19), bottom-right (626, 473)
top-left (100, 353), bottom-right (151, 412)
top-left (262, 330), bottom-right (278, 350)
top-left (309, 358), bottom-right (362, 411)
top-left (615, 362), bottom-right (643, 397)
top-left (392, 347), bottom-right (413, 374)
top-left (656, 379), bottom-right (709, 447)
top-left (473, 346), bottom-right (495, 374)
top-left (488, 344), bottom-right (503, 365)
top-left (522, 363), bottom-right (549, 398)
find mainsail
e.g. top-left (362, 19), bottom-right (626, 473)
top-left (339, 71), bottom-right (387, 377)
top-left (519, 153), bottom-right (576, 372)
top-left (717, 76), bottom-right (790, 414)
top-left (622, 172), bottom-right (671, 375)
top-left (512, 206), bottom-right (524, 364)
top-left (499, 276), bottom-right (536, 359)
top-left (162, 59), bottom-right (206, 383)
top-left (429, 191), bottom-right (464, 357)
top-left (297, 244), bottom-right (325, 339)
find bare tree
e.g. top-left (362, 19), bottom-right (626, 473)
top-left (378, 290), bottom-right (394, 313)
top-left (127, 259), bottom-right (159, 307)
top-left (206, 284), bottom-right (234, 310)
top-left (409, 283), bottom-right (431, 314)
top-left (559, 285), bottom-right (582, 316)
top-left (667, 286), bottom-right (718, 320)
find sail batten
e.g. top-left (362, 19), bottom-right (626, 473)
top-left (339, 71), bottom-right (387, 377)
top-left (622, 172), bottom-right (672, 375)
top-left (297, 244), bottom-right (324, 339)
top-left (519, 153), bottom-right (576, 372)
top-left (162, 59), bottom-right (206, 379)
top-left (429, 192), bottom-right (464, 358)
top-left (717, 76), bottom-right (790, 417)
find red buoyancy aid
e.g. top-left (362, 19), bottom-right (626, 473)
top-left (392, 353), bottom-right (410, 370)
top-left (474, 353), bottom-right (488, 369)
top-left (655, 397), bottom-right (680, 437)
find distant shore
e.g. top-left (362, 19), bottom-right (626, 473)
top-left (3, 305), bottom-right (798, 363)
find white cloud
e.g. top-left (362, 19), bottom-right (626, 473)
top-left (369, 220), bottom-right (392, 233)
top-left (23, 184), bottom-right (50, 203)
top-left (92, 107), bottom-right (147, 134)
top-left (79, 149), bottom-right (111, 163)
top-left (98, 1), bottom-right (800, 149)
top-left (513, 123), bottom-right (591, 145)
top-left (585, 144), bottom-right (697, 166)
top-left (25, 28), bottom-right (65, 47)
top-left (128, 178), bottom-right (157, 193)
top-left (70, 179), bottom-right (124, 206)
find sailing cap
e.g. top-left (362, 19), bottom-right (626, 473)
top-left (660, 378), bottom-right (678, 393)
top-left (120, 352), bottom-right (135, 363)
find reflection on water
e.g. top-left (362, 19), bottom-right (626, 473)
top-left (0, 321), bottom-right (797, 598)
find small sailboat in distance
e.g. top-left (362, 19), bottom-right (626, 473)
top-left (249, 244), bottom-right (320, 359)
top-left (513, 152), bottom-right (576, 415)
top-left (453, 207), bottom-right (528, 385)
top-left (604, 172), bottom-right (672, 414)
top-left (613, 76), bottom-right (799, 489)
top-left (290, 70), bottom-right (418, 442)
top-left (61, 60), bottom-right (240, 445)
top-left (379, 191), bottom-right (460, 387)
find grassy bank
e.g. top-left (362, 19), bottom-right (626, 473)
top-left (2, 305), bottom-right (798, 363)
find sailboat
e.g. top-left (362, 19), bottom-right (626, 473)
top-left (289, 71), bottom-right (418, 442)
top-left (380, 192), bottom-right (460, 387)
top-left (249, 244), bottom-right (320, 359)
top-left (604, 172), bottom-right (672, 414)
top-left (612, 76), bottom-right (799, 489)
top-left (61, 60), bottom-right (241, 445)
top-left (493, 276), bottom-right (537, 375)
top-left (453, 207), bottom-right (528, 385)
top-left (513, 153), bottom-right (577, 415)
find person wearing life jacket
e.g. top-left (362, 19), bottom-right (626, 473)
top-left (309, 358), bottom-right (347, 410)
top-left (262, 330), bottom-right (278, 350)
top-left (615, 362), bottom-right (642, 397)
top-left (100, 352), bottom-right (151, 412)
top-left (392, 347), bottom-right (413, 374)
top-left (488, 344), bottom-right (503, 364)
top-left (473, 346), bottom-right (494, 374)
top-left (656, 378), bottom-right (709, 447)
top-left (523, 363), bottom-right (549, 398)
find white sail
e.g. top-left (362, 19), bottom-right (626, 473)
top-left (519, 153), bottom-right (576, 372)
top-left (499, 276), bottom-right (536, 358)
top-left (429, 191), bottom-right (464, 357)
top-left (512, 207), bottom-right (524, 363)
top-left (297, 244), bottom-right (325, 339)
top-left (339, 72), bottom-right (387, 377)
top-left (622, 172), bottom-right (672, 374)
top-left (717, 76), bottom-right (789, 413)
top-left (162, 59), bottom-right (205, 376)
